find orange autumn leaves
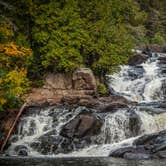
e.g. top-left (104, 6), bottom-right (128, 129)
top-left (0, 42), bottom-right (32, 110)
top-left (0, 42), bottom-right (31, 56)
top-left (0, 42), bottom-right (32, 68)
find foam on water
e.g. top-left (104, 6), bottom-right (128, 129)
top-left (57, 137), bottom-right (138, 157)
top-left (108, 53), bottom-right (165, 102)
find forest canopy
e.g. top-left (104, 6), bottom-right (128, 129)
top-left (0, 0), bottom-right (165, 111)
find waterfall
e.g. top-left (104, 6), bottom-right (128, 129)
top-left (108, 53), bottom-right (165, 102)
top-left (5, 52), bottom-right (166, 157)
top-left (6, 107), bottom-right (80, 156)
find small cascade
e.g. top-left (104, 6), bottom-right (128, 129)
top-left (6, 105), bottom-right (166, 156)
top-left (6, 106), bottom-right (83, 156)
top-left (92, 110), bottom-right (133, 145)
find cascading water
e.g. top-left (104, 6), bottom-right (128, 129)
top-left (108, 53), bottom-right (165, 102)
top-left (5, 51), bottom-right (166, 157)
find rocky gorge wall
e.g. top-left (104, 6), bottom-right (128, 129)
top-left (26, 68), bottom-right (97, 106)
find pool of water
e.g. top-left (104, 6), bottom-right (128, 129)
top-left (0, 157), bottom-right (166, 166)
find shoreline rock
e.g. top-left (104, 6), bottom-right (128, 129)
top-left (60, 112), bottom-right (103, 139)
top-left (128, 53), bottom-right (149, 66)
top-left (109, 130), bottom-right (166, 159)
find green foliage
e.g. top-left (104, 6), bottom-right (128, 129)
top-left (28, 0), bottom-right (144, 76)
top-left (136, 0), bottom-right (166, 42)
top-left (31, 1), bottom-right (86, 73)
top-left (151, 33), bottom-right (166, 45)
top-left (97, 82), bottom-right (108, 96)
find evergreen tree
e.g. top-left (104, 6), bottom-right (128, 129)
top-left (27, 0), bottom-right (145, 76)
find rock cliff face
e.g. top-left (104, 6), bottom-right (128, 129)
top-left (26, 68), bottom-right (97, 106)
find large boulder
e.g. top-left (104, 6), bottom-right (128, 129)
top-left (13, 145), bottom-right (29, 156)
top-left (158, 102), bottom-right (166, 109)
top-left (73, 68), bottom-right (97, 90)
top-left (109, 130), bottom-right (166, 159)
top-left (99, 103), bottom-right (128, 113)
top-left (60, 112), bottom-right (103, 139)
top-left (128, 53), bottom-right (149, 66)
top-left (129, 111), bottom-right (141, 136)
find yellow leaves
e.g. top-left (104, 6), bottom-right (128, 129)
top-left (6, 69), bottom-right (27, 84)
top-left (9, 87), bottom-right (23, 96)
top-left (0, 78), bottom-right (3, 85)
top-left (0, 19), bottom-right (13, 39)
top-left (0, 68), bottom-right (29, 110)
top-left (5, 69), bottom-right (28, 97)
top-left (0, 97), bottom-right (7, 105)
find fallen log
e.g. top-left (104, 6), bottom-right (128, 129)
top-left (0, 103), bottom-right (27, 153)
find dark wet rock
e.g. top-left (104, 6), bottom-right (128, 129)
top-left (124, 152), bottom-right (151, 160)
top-left (110, 130), bottom-right (166, 159)
top-left (14, 145), bottom-right (29, 156)
top-left (158, 102), bottom-right (166, 108)
top-left (8, 135), bottom-right (19, 144)
top-left (60, 113), bottom-right (103, 139)
top-left (32, 133), bottom-right (90, 154)
top-left (99, 96), bottom-right (136, 106)
top-left (17, 149), bottom-right (28, 156)
top-left (107, 86), bottom-right (118, 96)
top-left (156, 151), bottom-right (166, 159)
top-left (109, 146), bottom-right (135, 158)
top-left (158, 56), bottom-right (166, 65)
top-left (31, 134), bottom-right (74, 155)
top-left (152, 143), bottom-right (166, 153)
top-left (161, 68), bottom-right (166, 74)
top-left (129, 111), bottom-right (141, 136)
top-left (128, 54), bottom-right (149, 66)
top-left (62, 95), bottom-right (135, 111)
top-left (100, 103), bottom-right (128, 113)
top-left (110, 145), bottom-right (147, 157)
top-left (60, 117), bottom-right (80, 138)
top-left (133, 133), bottom-right (159, 146)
